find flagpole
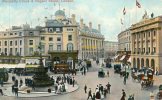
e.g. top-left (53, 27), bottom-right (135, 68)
top-left (136, 0), bottom-right (137, 23)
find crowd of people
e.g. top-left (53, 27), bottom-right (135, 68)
top-left (85, 82), bottom-right (111, 100)
top-left (52, 74), bottom-right (76, 94)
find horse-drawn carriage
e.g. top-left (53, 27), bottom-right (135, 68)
top-left (0, 68), bottom-right (9, 82)
top-left (114, 64), bottom-right (121, 73)
top-left (157, 85), bottom-right (162, 99)
top-left (98, 68), bottom-right (105, 78)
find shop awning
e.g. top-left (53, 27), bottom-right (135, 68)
top-left (127, 57), bottom-right (131, 63)
top-left (25, 65), bottom-right (39, 68)
top-left (16, 64), bottom-right (26, 68)
top-left (120, 55), bottom-right (126, 61)
top-left (0, 64), bottom-right (17, 68)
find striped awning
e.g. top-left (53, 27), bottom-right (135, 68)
top-left (120, 55), bottom-right (126, 61)
top-left (127, 57), bottom-right (131, 63)
top-left (114, 54), bottom-right (119, 59)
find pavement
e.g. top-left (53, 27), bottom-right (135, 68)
top-left (0, 60), bottom-right (162, 100)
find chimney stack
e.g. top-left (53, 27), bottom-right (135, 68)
top-left (89, 22), bottom-right (92, 30)
top-left (71, 14), bottom-right (76, 24)
top-left (80, 18), bottom-right (84, 29)
top-left (98, 24), bottom-right (101, 33)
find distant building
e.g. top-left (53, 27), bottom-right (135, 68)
top-left (104, 41), bottom-right (118, 58)
top-left (118, 28), bottom-right (131, 51)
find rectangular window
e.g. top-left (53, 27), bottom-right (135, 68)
top-left (29, 40), bottom-right (33, 45)
top-left (153, 47), bottom-right (156, 53)
top-left (29, 47), bottom-right (33, 55)
top-left (0, 41), bottom-right (1, 46)
top-left (57, 45), bottom-right (61, 51)
top-left (148, 32), bottom-right (150, 37)
top-left (68, 35), bottom-right (72, 41)
top-left (10, 48), bottom-right (12, 54)
top-left (20, 48), bottom-right (22, 55)
top-left (10, 41), bottom-right (13, 46)
top-left (148, 47), bottom-right (150, 53)
top-left (10, 33), bottom-right (13, 35)
top-left (41, 37), bottom-right (45, 40)
top-left (49, 37), bottom-right (53, 41)
top-left (15, 48), bottom-right (18, 54)
top-left (5, 48), bottom-right (7, 55)
top-left (20, 40), bottom-right (22, 45)
top-left (57, 37), bottom-right (61, 41)
top-left (41, 45), bottom-right (45, 53)
top-left (154, 31), bottom-right (156, 36)
top-left (49, 45), bottom-right (53, 51)
top-left (15, 41), bottom-right (17, 46)
top-left (4, 41), bottom-right (7, 46)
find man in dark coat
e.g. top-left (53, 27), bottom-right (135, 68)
top-left (0, 89), bottom-right (3, 95)
top-left (87, 88), bottom-right (92, 100)
top-left (106, 82), bottom-right (111, 94)
top-left (121, 89), bottom-right (126, 100)
top-left (84, 84), bottom-right (87, 93)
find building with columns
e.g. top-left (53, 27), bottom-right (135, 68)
top-left (131, 15), bottom-right (162, 74)
top-left (78, 19), bottom-right (104, 60)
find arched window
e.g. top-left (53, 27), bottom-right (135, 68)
top-left (67, 43), bottom-right (73, 51)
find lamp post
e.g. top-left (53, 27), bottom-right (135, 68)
top-left (124, 48), bottom-right (127, 85)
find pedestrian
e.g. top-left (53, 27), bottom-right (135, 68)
top-left (107, 70), bottom-right (109, 77)
top-left (120, 89), bottom-right (126, 100)
top-left (84, 67), bottom-right (86, 75)
top-left (84, 84), bottom-right (87, 93)
top-left (92, 93), bottom-right (96, 100)
top-left (0, 89), bottom-right (3, 95)
top-left (12, 76), bottom-right (15, 82)
top-left (20, 79), bottom-right (23, 87)
top-left (12, 85), bottom-right (15, 94)
top-left (106, 82), bottom-right (111, 94)
top-left (0, 78), bottom-right (3, 87)
top-left (103, 88), bottom-right (107, 97)
top-left (87, 88), bottom-right (92, 100)
top-left (72, 77), bottom-right (75, 87)
top-left (14, 86), bottom-right (18, 97)
top-left (123, 76), bottom-right (126, 85)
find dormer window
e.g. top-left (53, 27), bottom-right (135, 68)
top-left (29, 32), bottom-right (34, 36)
top-left (49, 28), bottom-right (53, 33)
top-left (56, 28), bottom-right (60, 32)
top-left (19, 32), bottom-right (22, 36)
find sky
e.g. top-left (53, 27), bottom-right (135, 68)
top-left (0, 0), bottom-right (162, 41)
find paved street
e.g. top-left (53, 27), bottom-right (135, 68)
top-left (0, 61), bottom-right (162, 100)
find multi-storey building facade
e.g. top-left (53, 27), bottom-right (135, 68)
top-left (78, 19), bottom-right (104, 60)
top-left (118, 28), bottom-right (131, 51)
top-left (0, 9), bottom-right (104, 64)
top-left (131, 16), bottom-right (162, 74)
top-left (104, 41), bottom-right (118, 58)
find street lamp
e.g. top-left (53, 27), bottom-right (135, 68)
top-left (124, 48), bottom-right (127, 85)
